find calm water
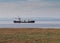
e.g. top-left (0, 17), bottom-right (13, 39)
top-left (0, 17), bottom-right (60, 28)
top-left (0, 23), bottom-right (60, 28)
top-left (0, 21), bottom-right (60, 28)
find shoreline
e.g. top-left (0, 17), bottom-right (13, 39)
top-left (0, 28), bottom-right (60, 29)
top-left (0, 28), bottom-right (60, 33)
top-left (0, 27), bottom-right (60, 29)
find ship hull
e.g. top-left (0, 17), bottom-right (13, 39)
top-left (13, 21), bottom-right (35, 23)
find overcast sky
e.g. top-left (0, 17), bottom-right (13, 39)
top-left (0, 0), bottom-right (60, 18)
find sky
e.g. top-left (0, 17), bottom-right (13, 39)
top-left (0, 0), bottom-right (60, 18)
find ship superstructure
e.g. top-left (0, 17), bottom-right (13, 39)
top-left (13, 17), bottom-right (35, 23)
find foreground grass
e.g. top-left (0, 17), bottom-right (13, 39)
top-left (0, 28), bottom-right (60, 43)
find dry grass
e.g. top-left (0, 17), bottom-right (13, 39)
top-left (0, 28), bottom-right (60, 43)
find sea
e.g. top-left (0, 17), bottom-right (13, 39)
top-left (0, 17), bottom-right (60, 28)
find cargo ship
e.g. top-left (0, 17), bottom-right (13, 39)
top-left (13, 17), bottom-right (35, 23)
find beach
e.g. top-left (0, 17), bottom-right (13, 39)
top-left (0, 28), bottom-right (60, 43)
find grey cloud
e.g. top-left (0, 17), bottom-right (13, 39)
top-left (0, 0), bottom-right (60, 18)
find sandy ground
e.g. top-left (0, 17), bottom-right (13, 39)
top-left (0, 28), bottom-right (60, 43)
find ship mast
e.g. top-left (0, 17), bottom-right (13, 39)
top-left (18, 18), bottom-right (21, 21)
